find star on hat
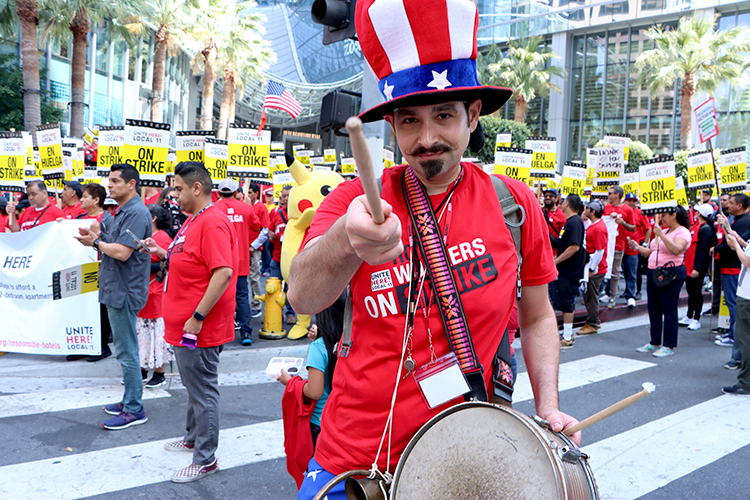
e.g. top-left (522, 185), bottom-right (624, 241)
top-left (427, 70), bottom-right (452, 90)
top-left (383, 81), bottom-right (395, 101)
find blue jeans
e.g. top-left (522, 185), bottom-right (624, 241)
top-left (235, 275), bottom-right (252, 336)
top-left (107, 299), bottom-right (143, 414)
top-left (269, 260), bottom-right (295, 317)
top-left (721, 273), bottom-right (742, 363)
top-left (622, 254), bottom-right (638, 299)
top-left (261, 242), bottom-right (272, 274)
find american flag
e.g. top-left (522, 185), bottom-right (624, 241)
top-left (263, 81), bottom-right (301, 118)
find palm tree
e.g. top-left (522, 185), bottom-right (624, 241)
top-left (38, 0), bottom-right (138, 138)
top-left (635, 15), bottom-right (750, 150)
top-left (484, 36), bottom-right (564, 123)
top-left (0, 0), bottom-right (42, 135)
top-left (213, 4), bottom-right (273, 139)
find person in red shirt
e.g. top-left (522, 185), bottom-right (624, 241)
top-left (244, 182), bottom-right (270, 317)
top-left (5, 180), bottom-right (64, 231)
top-left (601, 186), bottom-right (635, 307)
top-left (61, 181), bottom-right (88, 219)
top-left (142, 161), bottom-right (238, 483)
top-left (623, 193), bottom-right (652, 304)
top-left (216, 178), bottom-right (261, 345)
top-left (143, 186), bottom-right (162, 205)
top-left (0, 198), bottom-right (9, 232)
top-left (578, 200), bottom-right (608, 335)
top-left (542, 188), bottom-right (566, 251)
top-left (268, 185), bottom-right (296, 324)
top-left (84, 138), bottom-right (98, 167)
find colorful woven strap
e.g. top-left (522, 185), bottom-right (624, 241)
top-left (402, 167), bottom-right (485, 393)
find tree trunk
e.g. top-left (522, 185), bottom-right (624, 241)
top-left (200, 42), bottom-right (215, 130)
top-left (69, 8), bottom-right (89, 138)
top-left (217, 61), bottom-right (234, 140)
top-left (151, 25), bottom-right (168, 123)
top-left (514, 94), bottom-right (527, 123)
top-left (17, 0), bottom-right (41, 137)
top-left (680, 72), bottom-right (695, 150)
top-left (228, 86), bottom-right (236, 127)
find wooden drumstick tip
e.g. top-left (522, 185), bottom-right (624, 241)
top-left (562, 382), bottom-right (655, 437)
top-left (345, 117), bottom-right (363, 135)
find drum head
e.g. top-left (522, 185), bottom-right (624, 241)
top-left (392, 403), bottom-right (564, 500)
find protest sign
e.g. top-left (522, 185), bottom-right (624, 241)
top-left (593, 147), bottom-right (624, 186)
top-left (0, 220), bottom-right (101, 355)
top-left (166, 151), bottom-right (176, 177)
top-left (295, 149), bottom-right (312, 169)
top-left (0, 132), bottom-right (26, 192)
top-left (694, 98), bottom-right (719, 143)
top-left (123, 119), bottom-right (170, 187)
top-left (25, 146), bottom-right (43, 182)
top-left (719, 147), bottom-right (747, 194)
top-left (204, 138), bottom-right (228, 188)
top-left (591, 184), bottom-right (609, 199)
top-left (621, 171), bottom-right (640, 196)
top-left (494, 147), bottom-right (532, 183)
top-left (639, 156), bottom-right (676, 215)
top-left (175, 130), bottom-right (214, 164)
top-left (383, 146), bottom-right (394, 169)
top-left (603, 133), bottom-right (631, 162)
top-left (525, 136), bottom-right (556, 178)
top-left (324, 148), bottom-right (337, 164)
top-left (36, 123), bottom-right (63, 179)
top-left (227, 124), bottom-right (271, 179)
top-left (687, 150), bottom-right (716, 190)
top-left (341, 156), bottom-right (357, 178)
top-left (675, 176), bottom-right (688, 206)
top-left (495, 132), bottom-right (512, 150)
top-left (273, 168), bottom-right (295, 201)
top-left (561, 162), bottom-right (587, 197)
top-left (52, 262), bottom-right (99, 300)
top-left (62, 149), bottom-right (74, 181)
top-left (97, 126), bottom-right (125, 177)
top-left (270, 142), bottom-right (285, 178)
top-left (585, 149), bottom-right (597, 193)
top-left (22, 131), bottom-right (33, 167)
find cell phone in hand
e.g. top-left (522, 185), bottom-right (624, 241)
top-left (125, 229), bottom-right (148, 251)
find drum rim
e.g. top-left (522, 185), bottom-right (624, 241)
top-left (391, 401), bottom-right (568, 498)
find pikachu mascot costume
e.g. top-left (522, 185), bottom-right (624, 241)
top-left (281, 154), bottom-right (345, 340)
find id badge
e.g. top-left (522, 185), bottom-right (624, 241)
top-left (413, 352), bottom-right (471, 410)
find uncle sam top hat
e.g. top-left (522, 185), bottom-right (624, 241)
top-left (356, 0), bottom-right (513, 123)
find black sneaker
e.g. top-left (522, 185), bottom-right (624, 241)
top-left (240, 331), bottom-right (253, 346)
top-left (86, 348), bottom-right (112, 362)
top-left (145, 373), bottom-right (166, 389)
top-left (722, 385), bottom-right (750, 395)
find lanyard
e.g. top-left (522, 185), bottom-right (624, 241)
top-left (165, 202), bottom-right (213, 267)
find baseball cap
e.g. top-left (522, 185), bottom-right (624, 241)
top-left (218, 178), bottom-right (239, 194)
top-left (264, 188), bottom-right (274, 198)
top-left (586, 200), bottom-right (604, 213)
top-left (542, 188), bottom-right (558, 197)
top-left (63, 180), bottom-right (83, 198)
top-left (624, 193), bottom-right (638, 200)
top-left (696, 204), bottom-right (714, 219)
top-left (103, 197), bottom-right (117, 206)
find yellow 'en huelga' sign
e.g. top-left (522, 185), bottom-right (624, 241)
top-left (603, 133), bottom-right (631, 162)
top-left (525, 136), bottom-right (556, 178)
top-left (719, 147), bottom-right (747, 194)
top-left (639, 156), bottom-right (676, 215)
top-left (123, 119), bottom-right (170, 187)
top-left (176, 130), bottom-right (214, 164)
top-left (675, 176), bottom-right (688, 207)
top-left (97, 126), bottom-right (125, 177)
top-left (36, 123), bottom-right (64, 179)
top-left (495, 132), bottom-right (511, 150)
top-left (687, 151), bottom-right (715, 190)
top-left (621, 171), bottom-right (639, 196)
top-left (0, 132), bottom-right (25, 192)
top-left (494, 147), bottom-right (532, 184)
top-left (324, 148), bottom-right (337, 164)
top-left (561, 162), bottom-right (587, 197)
top-left (204, 138), bottom-right (228, 188)
top-left (227, 124), bottom-right (271, 180)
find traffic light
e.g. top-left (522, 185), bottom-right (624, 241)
top-left (319, 90), bottom-right (360, 134)
top-left (311, 0), bottom-right (357, 46)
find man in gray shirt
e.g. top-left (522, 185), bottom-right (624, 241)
top-left (76, 163), bottom-right (152, 430)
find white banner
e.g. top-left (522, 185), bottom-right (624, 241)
top-left (0, 221), bottom-right (101, 355)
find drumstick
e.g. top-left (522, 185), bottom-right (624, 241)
top-left (563, 382), bottom-right (655, 436)
top-left (345, 116), bottom-right (384, 224)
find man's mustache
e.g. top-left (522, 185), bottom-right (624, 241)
top-left (409, 144), bottom-right (452, 156)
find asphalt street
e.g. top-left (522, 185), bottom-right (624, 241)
top-left (1, 308), bottom-right (749, 499)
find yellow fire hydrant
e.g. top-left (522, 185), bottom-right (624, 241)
top-left (254, 278), bottom-right (287, 339)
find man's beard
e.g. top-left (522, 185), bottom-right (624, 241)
top-left (544, 200), bottom-right (555, 209)
top-left (410, 143), bottom-right (452, 181)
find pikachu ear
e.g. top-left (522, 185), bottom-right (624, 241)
top-left (285, 154), bottom-right (310, 186)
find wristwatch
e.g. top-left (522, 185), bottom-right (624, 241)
top-left (93, 238), bottom-right (101, 251)
top-left (193, 310), bottom-right (206, 322)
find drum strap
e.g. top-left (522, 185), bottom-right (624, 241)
top-left (402, 165), bottom-right (487, 402)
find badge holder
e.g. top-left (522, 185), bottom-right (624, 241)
top-left (413, 352), bottom-right (471, 410)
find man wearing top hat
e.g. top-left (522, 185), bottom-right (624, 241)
top-left (288, 0), bottom-right (580, 497)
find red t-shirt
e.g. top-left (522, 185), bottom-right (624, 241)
top-left (62, 203), bottom-right (88, 220)
top-left (543, 207), bottom-right (566, 241)
top-left (269, 207), bottom-right (289, 263)
top-left (138, 230), bottom-right (173, 319)
top-left (684, 220), bottom-right (703, 275)
top-left (216, 197), bottom-right (260, 275)
top-left (163, 206), bottom-right (239, 348)
top-left (301, 163), bottom-right (557, 476)
top-left (144, 192), bottom-right (161, 205)
top-left (603, 203), bottom-right (635, 251)
top-left (586, 219), bottom-right (609, 275)
top-left (249, 199), bottom-right (270, 244)
top-left (624, 208), bottom-right (651, 256)
top-left (16, 204), bottom-right (65, 231)
top-left (0, 213), bottom-right (8, 232)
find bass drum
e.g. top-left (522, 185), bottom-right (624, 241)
top-left (390, 402), bottom-right (599, 500)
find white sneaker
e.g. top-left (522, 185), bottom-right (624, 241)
top-left (687, 319), bottom-right (701, 330)
top-left (678, 315), bottom-right (691, 326)
top-left (600, 295), bottom-right (611, 303)
top-left (628, 298), bottom-right (636, 308)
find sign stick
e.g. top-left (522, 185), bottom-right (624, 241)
top-left (708, 140), bottom-right (722, 216)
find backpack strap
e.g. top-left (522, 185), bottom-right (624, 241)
top-left (490, 175), bottom-right (525, 300)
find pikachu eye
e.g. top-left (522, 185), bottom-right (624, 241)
top-left (320, 185), bottom-right (332, 196)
